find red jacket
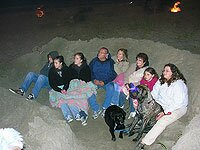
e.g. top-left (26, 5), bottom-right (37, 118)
top-left (140, 76), bottom-right (158, 91)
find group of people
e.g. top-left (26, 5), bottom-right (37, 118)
top-left (9, 47), bottom-right (188, 148)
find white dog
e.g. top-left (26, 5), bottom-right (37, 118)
top-left (0, 128), bottom-right (23, 150)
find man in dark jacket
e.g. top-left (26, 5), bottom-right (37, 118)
top-left (9, 51), bottom-right (59, 101)
top-left (88, 47), bottom-right (117, 119)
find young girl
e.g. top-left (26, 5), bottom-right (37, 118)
top-left (113, 48), bottom-right (129, 75)
top-left (140, 67), bottom-right (159, 91)
top-left (60, 52), bottom-right (95, 126)
top-left (48, 55), bottom-right (72, 94)
top-left (130, 67), bottom-right (159, 119)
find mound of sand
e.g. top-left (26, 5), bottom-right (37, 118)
top-left (1, 37), bottom-right (200, 149)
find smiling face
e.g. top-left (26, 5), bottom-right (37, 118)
top-left (117, 50), bottom-right (124, 61)
top-left (98, 48), bottom-right (108, 61)
top-left (136, 57), bottom-right (145, 69)
top-left (74, 54), bottom-right (82, 66)
top-left (144, 71), bottom-right (154, 81)
top-left (163, 66), bottom-right (172, 81)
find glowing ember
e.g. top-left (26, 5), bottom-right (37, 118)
top-left (36, 7), bottom-right (44, 18)
top-left (170, 1), bottom-right (181, 13)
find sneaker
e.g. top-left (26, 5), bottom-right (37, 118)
top-left (26, 93), bottom-right (35, 101)
top-left (101, 109), bottom-right (106, 118)
top-left (9, 88), bottom-right (25, 96)
top-left (81, 116), bottom-right (88, 126)
top-left (92, 109), bottom-right (102, 119)
top-left (128, 112), bottom-right (136, 119)
top-left (75, 114), bottom-right (81, 121)
top-left (135, 142), bottom-right (145, 150)
top-left (66, 115), bottom-right (73, 123)
top-left (119, 105), bottom-right (124, 109)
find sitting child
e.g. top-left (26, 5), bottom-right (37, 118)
top-left (130, 67), bottom-right (159, 117)
top-left (140, 67), bottom-right (159, 91)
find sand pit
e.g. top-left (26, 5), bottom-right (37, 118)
top-left (0, 37), bottom-right (200, 149)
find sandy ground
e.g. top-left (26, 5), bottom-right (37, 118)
top-left (1, 37), bottom-right (200, 149)
top-left (0, 1), bottom-right (200, 150)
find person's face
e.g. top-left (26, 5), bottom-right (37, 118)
top-left (117, 50), bottom-right (124, 61)
top-left (98, 49), bottom-right (108, 61)
top-left (48, 56), bottom-right (53, 63)
top-left (54, 59), bottom-right (62, 69)
top-left (144, 71), bottom-right (154, 81)
top-left (136, 57), bottom-right (145, 69)
top-left (74, 55), bottom-right (82, 66)
top-left (163, 66), bottom-right (172, 81)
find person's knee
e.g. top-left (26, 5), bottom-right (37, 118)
top-left (37, 75), bottom-right (46, 82)
top-left (27, 72), bottom-right (35, 77)
top-left (156, 119), bottom-right (168, 129)
top-left (106, 82), bottom-right (114, 91)
top-left (88, 94), bottom-right (96, 102)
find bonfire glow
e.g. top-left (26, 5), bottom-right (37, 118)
top-left (36, 7), bottom-right (44, 18)
top-left (170, 1), bottom-right (181, 13)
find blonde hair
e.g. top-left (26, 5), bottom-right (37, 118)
top-left (117, 48), bottom-right (129, 62)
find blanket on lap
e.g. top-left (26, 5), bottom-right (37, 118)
top-left (49, 79), bottom-right (97, 112)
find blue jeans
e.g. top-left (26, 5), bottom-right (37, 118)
top-left (61, 103), bottom-right (80, 119)
top-left (20, 72), bottom-right (50, 98)
top-left (119, 92), bottom-right (135, 112)
top-left (88, 82), bottom-right (119, 112)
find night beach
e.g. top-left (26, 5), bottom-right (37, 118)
top-left (0, 0), bottom-right (200, 149)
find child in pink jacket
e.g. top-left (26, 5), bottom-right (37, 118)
top-left (140, 67), bottom-right (159, 91)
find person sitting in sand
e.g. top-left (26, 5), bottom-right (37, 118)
top-left (137, 63), bottom-right (188, 149)
top-left (88, 47), bottom-right (117, 119)
top-left (9, 51), bottom-right (59, 101)
top-left (48, 55), bottom-right (72, 98)
top-left (112, 48), bottom-right (129, 75)
top-left (60, 52), bottom-right (94, 126)
top-left (140, 67), bottom-right (159, 91)
top-left (129, 67), bottom-right (159, 117)
top-left (115, 53), bottom-right (149, 119)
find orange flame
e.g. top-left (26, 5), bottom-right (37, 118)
top-left (36, 7), bottom-right (44, 18)
top-left (170, 1), bottom-right (181, 13)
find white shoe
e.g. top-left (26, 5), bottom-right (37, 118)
top-left (66, 116), bottom-right (73, 123)
top-left (101, 109), bottom-right (106, 118)
top-left (92, 109), bottom-right (102, 119)
top-left (128, 112), bottom-right (136, 119)
top-left (75, 114), bottom-right (81, 121)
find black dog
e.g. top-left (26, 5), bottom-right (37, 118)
top-left (127, 84), bottom-right (162, 142)
top-left (105, 105), bottom-right (126, 141)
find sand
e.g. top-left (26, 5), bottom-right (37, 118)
top-left (0, 37), bottom-right (200, 149)
top-left (0, 1), bottom-right (200, 149)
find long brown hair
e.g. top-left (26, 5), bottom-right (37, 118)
top-left (160, 63), bottom-right (186, 86)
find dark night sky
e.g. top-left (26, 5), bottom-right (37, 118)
top-left (1, 0), bottom-right (130, 8)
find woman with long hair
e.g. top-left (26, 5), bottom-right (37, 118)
top-left (137, 63), bottom-right (188, 149)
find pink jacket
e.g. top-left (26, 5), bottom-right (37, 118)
top-left (140, 76), bottom-right (158, 91)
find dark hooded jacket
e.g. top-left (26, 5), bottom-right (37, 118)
top-left (89, 53), bottom-right (117, 85)
top-left (48, 63), bottom-right (72, 92)
top-left (40, 51), bottom-right (59, 77)
top-left (69, 61), bottom-right (91, 83)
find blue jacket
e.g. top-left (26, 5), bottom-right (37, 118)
top-left (89, 54), bottom-right (117, 85)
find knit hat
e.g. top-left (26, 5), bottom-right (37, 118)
top-left (48, 51), bottom-right (59, 60)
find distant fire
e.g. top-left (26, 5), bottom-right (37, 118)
top-left (36, 7), bottom-right (44, 18)
top-left (170, 1), bottom-right (181, 13)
